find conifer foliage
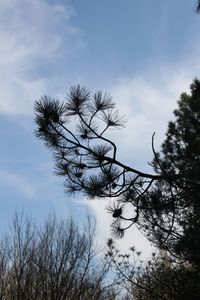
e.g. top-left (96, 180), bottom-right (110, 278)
top-left (34, 85), bottom-right (162, 238)
top-left (34, 79), bottom-right (200, 267)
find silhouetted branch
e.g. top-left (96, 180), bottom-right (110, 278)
top-left (34, 85), bottom-right (184, 245)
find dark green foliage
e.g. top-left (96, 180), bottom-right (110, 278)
top-left (144, 79), bottom-right (200, 267)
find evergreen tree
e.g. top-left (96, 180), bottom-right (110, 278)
top-left (34, 79), bottom-right (200, 267)
top-left (145, 79), bottom-right (200, 267)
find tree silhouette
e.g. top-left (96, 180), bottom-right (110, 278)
top-left (144, 79), bottom-right (200, 266)
top-left (34, 79), bottom-right (200, 263)
top-left (34, 86), bottom-right (165, 238)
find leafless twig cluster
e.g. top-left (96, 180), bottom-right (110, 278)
top-left (0, 213), bottom-right (118, 300)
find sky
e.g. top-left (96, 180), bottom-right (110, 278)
top-left (0, 0), bottom-right (200, 257)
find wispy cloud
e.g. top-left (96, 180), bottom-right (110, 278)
top-left (111, 73), bottom-right (189, 152)
top-left (104, 57), bottom-right (200, 169)
top-left (0, 0), bottom-right (81, 114)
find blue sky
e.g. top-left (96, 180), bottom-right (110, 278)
top-left (0, 0), bottom-right (200, 256)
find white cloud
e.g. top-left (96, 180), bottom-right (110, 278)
top-left (0, 0), bottom-right (74, 62)
top-left (80, 199), bottom-right (153, 259)
top-left (104, 63), bottom-right (198, 170)
top-left (0, 0), bottom-right (81, 114)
